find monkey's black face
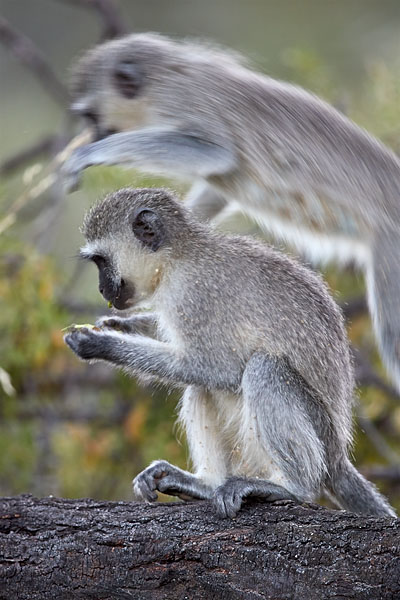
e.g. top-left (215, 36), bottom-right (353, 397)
top-left (72, 58), bottom-right (144, 141)
top-left (71, 105), bottom-right (117, 142)
top-left (91, 254), bottom-right (135, 310)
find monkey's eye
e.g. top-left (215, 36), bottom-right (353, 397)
top-left (113, 60), bottom-right (143, 99)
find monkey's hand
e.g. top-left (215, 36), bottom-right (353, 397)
top-left (95, 313), bottom-right (157, 337)
top-left (62, 145), bottom-right (93, 192)
top-left (64, 326), bottom-right (117, 361)
top-left (133, 460), bottom-right (213, 502)
top-left (96, 316), bottom-right (136, 334)
top-left (213, 477), bottom-right (297, 518)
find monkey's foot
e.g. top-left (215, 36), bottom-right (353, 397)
top-left (213, 477), bottom-right (297, 518)
top-left (132, 460), bottom-right (213, 502)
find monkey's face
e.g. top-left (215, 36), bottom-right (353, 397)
top-left (70, 33), bottom-right (199, 141)
top-left (71, 41), bottom-right (161, 140)
top-left (80, 206), bottom-right (168, 310)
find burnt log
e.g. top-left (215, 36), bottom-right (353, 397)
top-left (0, 495), bottom-right (399, 599)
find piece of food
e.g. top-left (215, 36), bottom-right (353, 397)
top-left (61, 323), bottom-right (101, 333)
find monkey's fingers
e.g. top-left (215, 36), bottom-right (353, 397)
top-left (60, 147), bottom-right (89, 193)
top-left (63, 328), bottom-right (102, 360)
top-left (61, 166), bottom-right (82, 193)
top-left (95, 316), bottom-right (126, 332)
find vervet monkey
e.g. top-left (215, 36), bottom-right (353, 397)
top-left (63, 33), bottom-right (400, 395)
top-left (64, 187), bottom-right (395, 518)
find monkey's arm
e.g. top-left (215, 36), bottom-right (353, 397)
top-left (368, 226), bottom-right (400, 393)
top-left (185, 181), bottom-right (228, 222)
top-left (96, 313), bottom-right (158, 337)
top-left (62, 129), bottom-right (237, 191)
top-left (65, 328), bottom-right (233, 502)
top-left (64, 327), bottom-right (240, 389)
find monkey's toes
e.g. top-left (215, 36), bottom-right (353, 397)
top-left (212, 487), bottom-right (242, 518)
top-left (132, 472), bottom-right (159, 502)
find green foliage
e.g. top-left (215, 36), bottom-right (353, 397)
top-left (0, 236), bottom-right (69, 384)
top-left (0, 234), bottom-right (186, 498)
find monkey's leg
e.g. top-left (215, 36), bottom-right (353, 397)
top-left (96, 313), bottom-right (157, 336)
top-left (185, 181), bottom-right (228, 222)
top-left (132, 459), bottom-right (213, 502)
top-left (178, 386), bottom-right (228, 488)
top-left (62, 129), bottom-right (236, 191)
top-left (134, 387), bottom-right (228, 502)
top-left (367, 226), bottom-right (400, 393)
top-left (213, 353), bottom-right (327, 518)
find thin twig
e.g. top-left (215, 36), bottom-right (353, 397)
top-left (356, 404), bottom-right (400, 465)
top-left (362, 465), bottom-right (400, 483)
top-left (341, 295), bottom-right (368, 320)
top-left (0, 129), bottom-right (92, 236)
top-left (0, 135), bottom-right (63, 176)
top-left (0, 16), bottom-right (68, 106)
top-left (55, 0), bottom-right (126, 39)
top-left (352, 346), bottom-right (400, 400)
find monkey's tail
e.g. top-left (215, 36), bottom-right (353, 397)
top-left (367, 225), bottom-right (400, 394)
top-left (328, 458), bottom-right (396, 517)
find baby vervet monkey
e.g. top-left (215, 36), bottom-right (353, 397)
top-left (64, 187), bottom-right (395, 518)
top-left (63, 33), bottom-right (400, 395)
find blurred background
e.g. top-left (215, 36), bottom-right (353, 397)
top-left (1, 0), bottom-right (400, 509)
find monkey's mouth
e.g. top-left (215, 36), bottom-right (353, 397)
top-left (94, 126), bottom-right (118, 142)
top-left (101, 279), bottom-right (136, 310)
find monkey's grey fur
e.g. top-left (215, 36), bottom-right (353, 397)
top-left (64, 187), bottom-right (395, 518)
top-left (63, 34), bottom-right (400, 395)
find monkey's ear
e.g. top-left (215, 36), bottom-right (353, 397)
top-left (132, 209), bottom-right (165, 252)
top-left (113, 60), bottom-right (143, 99)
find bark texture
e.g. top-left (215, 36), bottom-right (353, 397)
top-left (0, 494), bottom-right (399, 600)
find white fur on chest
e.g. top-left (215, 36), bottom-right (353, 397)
top-left (179, 386), bottom-right (290, 490)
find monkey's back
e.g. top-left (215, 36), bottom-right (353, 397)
top-left (166, 232), bottom-right (354, 446)
top-left (211, 63), bottom-right (400, 224)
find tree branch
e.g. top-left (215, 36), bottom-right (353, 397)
top-left (0, 495), bottom-right (399, 599)
top-left (363, 465), bottom-right (400, 483)
top-left (0, 17), bottom-right (68, 106)
top-left (55, 0), bottom-right (126, 39)
top-left (0, 135), bottom-right (64, 176)
top-left (341, 295), bottom-right (368, 320)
